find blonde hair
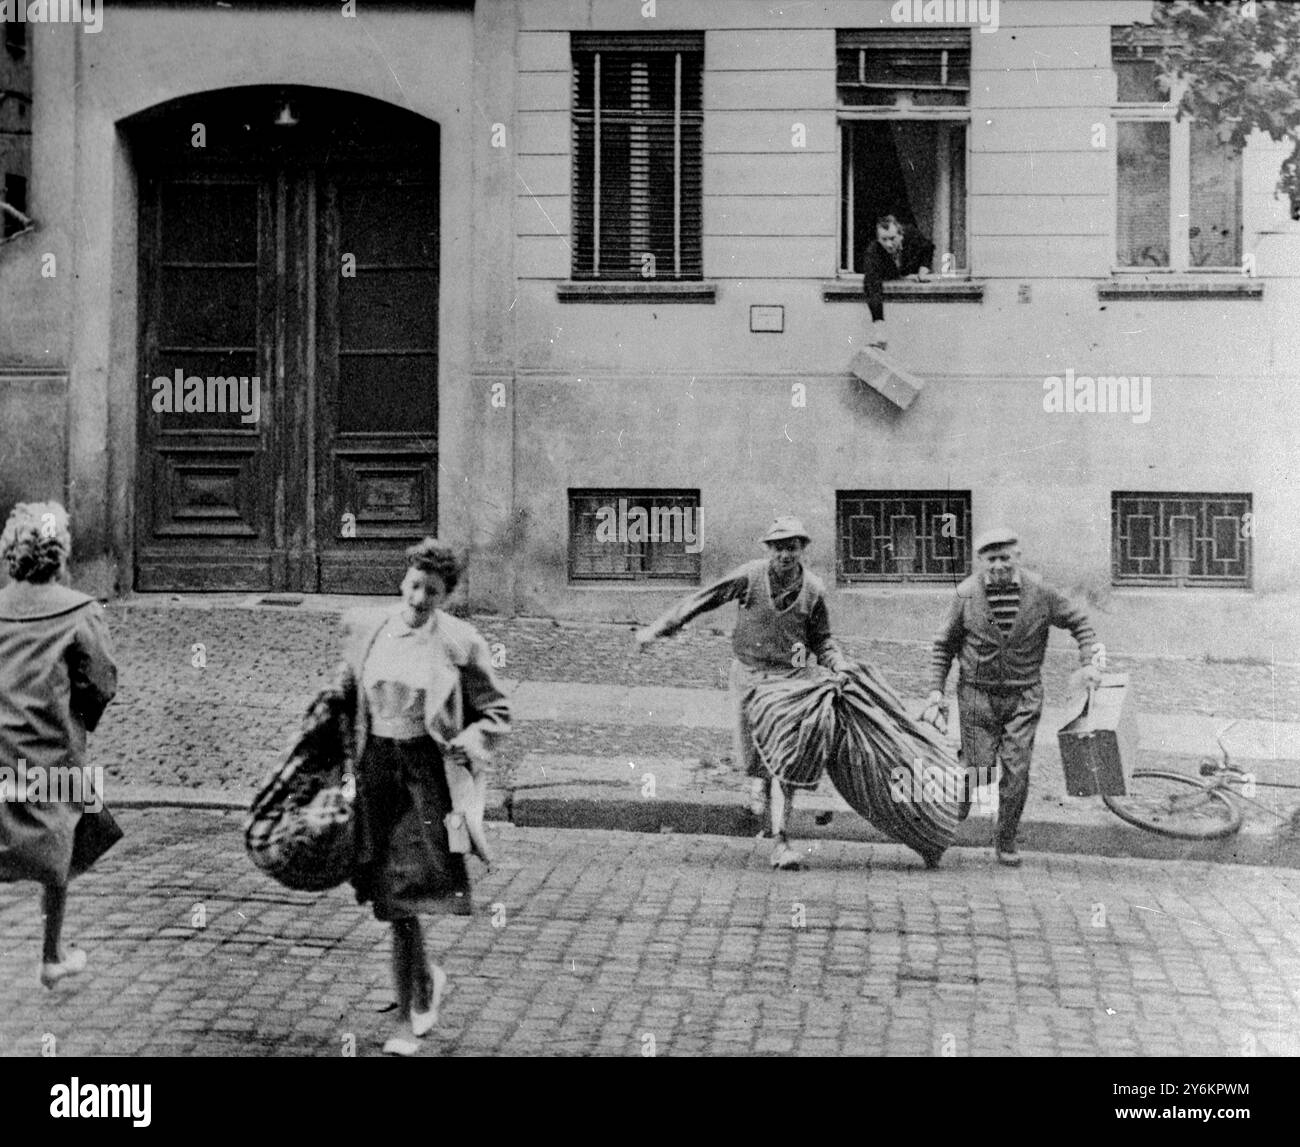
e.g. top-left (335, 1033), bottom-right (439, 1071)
top-left (1, 501), bottom-right (72, 582)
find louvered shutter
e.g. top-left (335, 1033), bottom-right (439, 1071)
top-left (572, 34), bottom-right (704, 280)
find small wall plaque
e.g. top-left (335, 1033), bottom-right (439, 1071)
top-left (749, 305), bottom-right (784, 333)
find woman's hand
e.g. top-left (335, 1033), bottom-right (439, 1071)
top-left (444, 744), bottom-right (474, 770)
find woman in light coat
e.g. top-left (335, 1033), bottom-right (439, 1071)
top-left (339, 538), bottom-right (510, 1055)
top-left (0, 502), bottom-right (119, 987)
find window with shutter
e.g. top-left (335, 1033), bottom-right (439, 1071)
top-left (836, 31), bottom-right (969, 275)
top-left (571, 33), bottom-right (703, 282)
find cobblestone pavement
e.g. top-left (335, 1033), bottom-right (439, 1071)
top-left (97, 604), bottom-right (1300, 792)
top-left (1, 811), bottom-right (1297, 1057)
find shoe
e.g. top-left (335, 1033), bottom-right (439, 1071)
top-left (382, 1033), bottom-right (421, 1056)
top-left (40, 947), bottom-right (87, 989)
top-left (994, 840), bottom-right (1022, 867)
top-left (411, 966), bottom-right (447, 1037)
top-left (770, 841), bottom-right (802, 870)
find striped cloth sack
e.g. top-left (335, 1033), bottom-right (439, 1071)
top-left (745, 661), bottom-right (963, 863)
top-left (746, 671), bottom-right (841, 788)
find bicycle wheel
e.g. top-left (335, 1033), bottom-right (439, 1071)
top-left (1103, 770), bottom-right (1242, 840)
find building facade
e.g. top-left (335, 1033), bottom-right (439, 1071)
top-left (2, 1), bottom-right (1297, 659)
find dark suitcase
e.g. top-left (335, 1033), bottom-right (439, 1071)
top-left (1058, 672), bottom-right (1137, 797)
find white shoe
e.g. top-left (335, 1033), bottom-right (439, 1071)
top-left (40, 947), bottom-right (87, 989)
top-left (770, 841), bottom-right (802, 870)
top-left (411, 966), bottom-right (447, 1037)
top-left (382, 1033), bottom-right (421, 1056)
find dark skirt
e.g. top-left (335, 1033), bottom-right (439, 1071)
top-left (350, 735), bottom-right (471, 922)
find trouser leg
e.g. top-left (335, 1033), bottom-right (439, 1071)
top-left (994, 685), bottom-right (1044, 846)
top-left (729, 659), bottom-right (766, 780)
top-left (957, 684), bottom-right (1001, 827)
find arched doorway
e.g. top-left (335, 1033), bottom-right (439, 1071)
top-left (127, 86), bottom-right (440, 593)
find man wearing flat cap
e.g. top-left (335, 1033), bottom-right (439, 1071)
top-left (921, 527), bottom-right (1103, 866)
top-left (636, 516), bottom-right (848, 870)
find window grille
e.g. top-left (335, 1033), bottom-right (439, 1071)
top-left (569, 489), bottom-right (702, 583)
top-left (837, 491), bottom-right (972, 583)
top-left (1112, 492), bottom-right (1252, 587)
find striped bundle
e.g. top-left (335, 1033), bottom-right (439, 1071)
top-left (745, 661), bottom-right (963, 864)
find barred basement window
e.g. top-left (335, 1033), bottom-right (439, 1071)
top-left (1112, 493), bottom-right (1252, 588)
top-left (569, 489), bottom-right (702, 583)
top-left (837, 30), bottom-right (969, 274)
top-left (571, 33), bottom-right (703, 281)
top-left (837, 491), bottom-right (971, 583)
top-left (1112, 28), bottom-right (1242, 270)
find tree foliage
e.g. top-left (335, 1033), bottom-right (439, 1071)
top-left (1122, 0), bottom-right (1300, 218)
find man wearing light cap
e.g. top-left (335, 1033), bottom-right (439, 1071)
top-left (636, 516), bottom-right (849, 870)
top-left (921, 527), bottom-right (1102, 866)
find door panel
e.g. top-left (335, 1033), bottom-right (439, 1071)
top-left (136, 173), bottom-right (280, 590)
top-left (315, 168), bottom-right (440, 593)
top-left (134, 90), bottom-right (441, 594)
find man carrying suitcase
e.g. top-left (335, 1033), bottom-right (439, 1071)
top-left (920, 527), bottom-right (1103, 866)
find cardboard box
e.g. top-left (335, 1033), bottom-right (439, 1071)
top-left (849, 346), bottom-right (924, 410)
top-left (1057, 672), bottom-right (1138, 797)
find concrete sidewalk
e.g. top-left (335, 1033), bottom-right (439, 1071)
top-left (500, 679), bottom-right (1300, 762)
top-left (105, 677), bottom-right (1300, 869)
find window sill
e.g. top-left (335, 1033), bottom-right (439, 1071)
top-left (823, 278), bottom-right (985, 303)
top-left (557, 281), bottom-right (717, 304)
top-left (1097, 278), bottom-right (1264, 301)
top-left (1111, 580), bottom-right (1253, 592)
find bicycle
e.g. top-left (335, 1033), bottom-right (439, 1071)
top-left (1102, 720), bottom-right (1300, 840)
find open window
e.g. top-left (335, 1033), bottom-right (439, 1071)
top-left (837, 30), bottom-right (969, 275)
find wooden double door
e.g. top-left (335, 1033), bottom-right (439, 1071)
top-left (134, 90), bottom-right (440, 593)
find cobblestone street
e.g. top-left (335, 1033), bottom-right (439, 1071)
top-left (2, 811), bottom-right (1297, 1057)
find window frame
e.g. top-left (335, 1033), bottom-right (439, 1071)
top-left (836, 490), bottom-right (973, 585)
top-left (835, 30), bottom-right (972, 280)
top-left (1111, 32), bottom-right (1244, 276)
top-left (569, 32), bottom-right (704, 286)
top-left (568, 488), bottom-right (703, 585)
top-left (1111, 491), bottom-right (1253, 589)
